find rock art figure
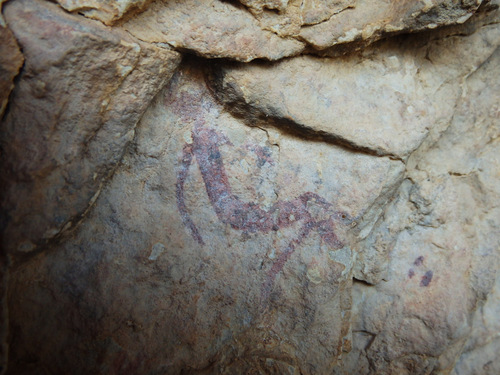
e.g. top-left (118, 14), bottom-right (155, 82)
top-left (176, 119), bottom-right (352, 308)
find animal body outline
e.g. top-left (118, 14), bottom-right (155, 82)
top-left (176, 120), bottom-right (351, 307)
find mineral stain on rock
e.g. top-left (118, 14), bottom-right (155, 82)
top-left (420, 270), bottom-right (433, 287)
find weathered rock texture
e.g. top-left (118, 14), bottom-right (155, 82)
top-left (0, 0), bottom-right (499, 374)
top-left (56, 0), bottom-right (153, 25)
top-left (0, 0), bottom-right (180, 255)
top-left (0, 5), bottom-right (22, 118)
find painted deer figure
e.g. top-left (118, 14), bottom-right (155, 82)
top-left (176, 120), bottom-right (351, 308)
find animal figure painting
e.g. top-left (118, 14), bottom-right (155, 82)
top-left (176, 120), bottom-right (351, 307)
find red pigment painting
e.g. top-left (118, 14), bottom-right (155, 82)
top-left (176, 120), bottom-right (352, 308)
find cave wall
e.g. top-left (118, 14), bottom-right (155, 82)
top-left (0, 0), bottom-right (499, 374)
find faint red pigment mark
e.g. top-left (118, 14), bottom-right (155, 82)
top-left (408, 256), bottom-right (434, 285)
top-left (420, 270), bottom-right (433, 287)
top-left (176, 120), bottom-right (352, 309)
top-left (414, 256), bottom-right (424, 266)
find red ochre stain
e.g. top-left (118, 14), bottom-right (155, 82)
top-left (420, 270), bottom-right (433, 287)
top-left (176, 120), bottom-right (352, 309)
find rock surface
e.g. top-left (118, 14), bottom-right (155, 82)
top-left (6, 60), bottom-right (405, 375)
top-left (298, 0), bottom-right (483, 51)
top-left (0, 0), bottom-right (181, 255)
top-left (121, 0), bottom-right (485, 61)
top-left (0, 11), bottom-right (23, 118)
top-left (344, 41), bottom-right (500, 374)
top-left (1, 0), bottom-right (499, 374)
top-left (121, 0), bottom-right (305, 62)
top-left (56, 0), bottom-right (153, 25)
top-left (212, 5), bottom-right (500, 159)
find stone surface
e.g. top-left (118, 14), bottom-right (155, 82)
top-left (121, 0), bottom-right (485, 61)
top-left (237, 0), bottom-right (356, 34)
top-left (0, 252), bottom-right (8, 375)
top-left (6, 60), bottom-right (405, 375)
top-left (237, 0), bottom-right (484, 52)
top-left (1, 0), bottom-right (500, 374)
top-left (0, 0), bottom-right (180, 255)
top-left (351, 10), bottom-right (500, 284)
top-left (213, 53), bottom-right (433, 158)
top-left (452, 271), bottom-right (500, 375)
top-left (122, 0), bottom-right (305, 62)
top-left (57, 0), bottom-right (153, 25)
top-left (0, 13), bottom-right (24, 374)
top-left (299, 0), bottom-right (483, 51)
top-left (0, 18), bottom-right (23, 117)
top-left (344, 41), bottom-right (500, 374)
top-left (212, 9), bottom-right (500, 159)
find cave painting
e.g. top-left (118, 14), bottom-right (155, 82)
top-left (176, 120), bottom-right (352, 307)
top-left (408, 256), bottom-right (434, 287)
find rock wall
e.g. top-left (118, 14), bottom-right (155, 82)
top-left (0, 0), bottom-right (499, 374)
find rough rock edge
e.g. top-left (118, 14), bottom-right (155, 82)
top-left (57, 0), bottom-right (156, 26)
top-left (209, 3), bottom-right (499, 166)
top-left (2, 1), bottom-right (181, 265)
top-left (0, 3), bottom-right (22, 373)
top-left (7, 58), bottom-right (181, 269)
top-left (207, 61), bottom-right (404, 160)
top-left (0, 4), bottom-right (24, 118)
top-left (0, 252), bottom-right (8, 375)
top-left (49, 0), bottom-right (489, 62)
top-left (299, 0), bottom-right (483, 52)
top-left (342, 34), bottom-right (499, 373)
top-left (353, 16), bottom-right (500, 285)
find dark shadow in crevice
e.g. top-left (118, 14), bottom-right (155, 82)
top-left (200, 57), bottom-right (399, 160)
